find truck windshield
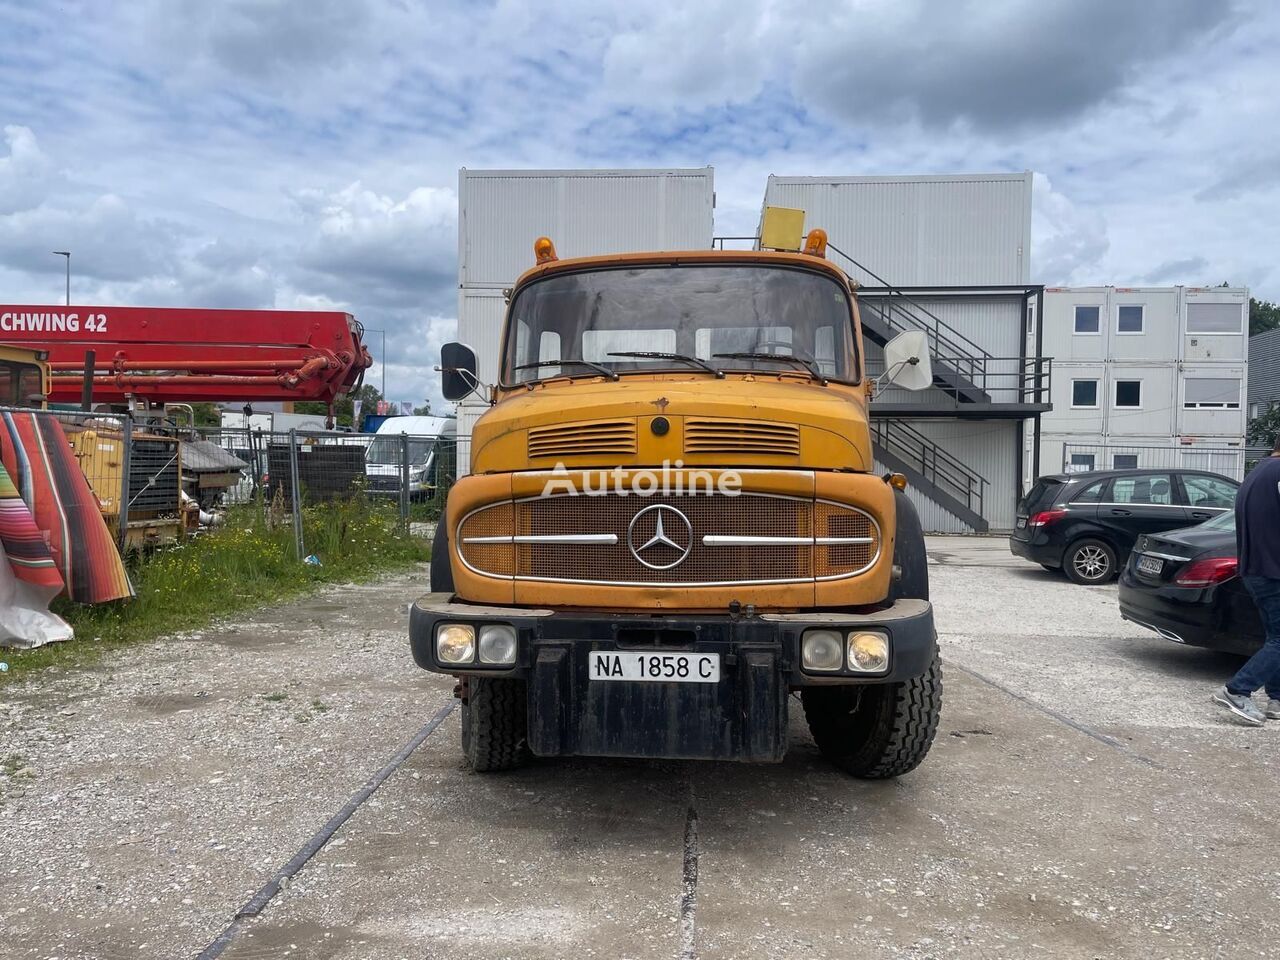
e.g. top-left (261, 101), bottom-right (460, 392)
top-left (502, 264), bottom-right (857, 385)
top-left (367, 436), bottom-right (435, 466)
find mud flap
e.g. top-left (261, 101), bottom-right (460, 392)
top-left (527, 644), bottom-right (788, 762)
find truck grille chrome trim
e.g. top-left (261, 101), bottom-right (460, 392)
top-left (456, 492), bottom-right (881, 585)
top-left (463, 534), bottom-right (619, 545)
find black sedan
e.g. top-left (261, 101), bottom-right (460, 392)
top-left (1118, 512), bottom-right (1263, 656)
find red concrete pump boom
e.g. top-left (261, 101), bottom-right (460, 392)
top-left (0, 305), bottom-right (373, 406)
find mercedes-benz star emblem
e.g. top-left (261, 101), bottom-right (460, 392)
top-left (627, 504), bottom-right (693, 570)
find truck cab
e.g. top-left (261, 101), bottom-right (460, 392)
top-left (411, 234), bottom-right (942, 778)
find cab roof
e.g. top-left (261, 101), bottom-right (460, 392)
top-left (512, 248), bottom-right (855, 291)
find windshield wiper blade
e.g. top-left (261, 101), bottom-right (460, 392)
top-left (712, 351), bottom-right (828, 385)
top-left (607, 351), bottom-right (724, 378)
top-left (513, 359), bottom-right (619, 381)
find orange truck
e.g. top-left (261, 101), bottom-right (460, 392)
top-left (411, 230), bottom-right (942, 778)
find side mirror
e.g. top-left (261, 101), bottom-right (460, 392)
top-left (440, 342), bottom-right (479, 401)
top-left (880, 330), bottom-right (933, 392)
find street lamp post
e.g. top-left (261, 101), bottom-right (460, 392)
top-left (364, 327), bottom-right (387, 398)
top-left (52, 251), bottom-right (70, 306)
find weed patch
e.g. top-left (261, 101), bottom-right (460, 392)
top-left (0, 499), bottom-right (428, 683)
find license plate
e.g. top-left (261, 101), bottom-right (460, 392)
top-left (1016, 517), bottom-right (1027, 529)
top-left (1137, 555), bottom-right (1164, 576)
top-left (589, 651), bottom-right (720, 683)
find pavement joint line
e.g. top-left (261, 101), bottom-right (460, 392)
top-left (679, 782), bottom-right (700, 960)
top-left (193, 699), bottom-right (457, 960)
top-left (947, 660), bottom-right (1165, 771)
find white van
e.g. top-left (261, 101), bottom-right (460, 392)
top-left (365, 416), bottom-right (457, 497)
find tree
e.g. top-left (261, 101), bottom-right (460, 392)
top-left (412, 401), bottom-right (432, 416)
top-left (1247, 405), bottom-right (1280, 448)
top-left (1250, 298), bottom-right (1280, 337)
top-left (190, 402), bottom-right (221, 427)
top-left (294, 383), bottom-right (382, 428)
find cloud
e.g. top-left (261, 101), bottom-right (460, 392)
top-left (1141, 257), bottom-right (1209, 285)
top-left (0, 126), bottom-right (55, 215)
top-left (795, 0), bottom-right (1235, 130)
top-left (292, 181), bottom-right (457, 313)
top-left (1030, 174), bottom-right (1109, 285)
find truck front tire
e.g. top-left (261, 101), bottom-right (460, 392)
top-left (461, 676), bottom-right (530, 772)
top-left (801, 489), bottom-right (942, 779)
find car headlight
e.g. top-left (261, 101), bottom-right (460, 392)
top-left (478, 624), bottom-right (518, 665)
top-left (847, 631), bottom-right (889, 673)
top-left (436, 624), bottom-right (475, 664)
top-left (801, 629), bottom-right (844, 671)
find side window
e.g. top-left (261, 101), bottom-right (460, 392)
top-left (1073, 478), bottom-right (1109, 503)
top-left (1182, 475), bottom-right (1237, 509)
top-left (1112, 473), bottom-right (1174, 506)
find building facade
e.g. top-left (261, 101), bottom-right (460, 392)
top-left (762, 172), bottom-right (1047, 533)
top-left (1037, 286), bottom-right (1249, 478)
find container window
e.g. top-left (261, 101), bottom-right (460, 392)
top-left (1117, 305), bottom-right (1144, 334)
top-left (1184, 378), bottom-right (1240, 408)
top-left (1074, 306), bottom-right (1100, 334)
top-left (1071, 379), bottom-right (1099, 408)
top-left (1114, 380), bottom-right (1142, 408)
top-left (1068, 453), bottom-right (1096, 472)
top-left (1112, 454), bottom-right (1139, 469)
top-left (1187, 302), bottom-right (1243, 334)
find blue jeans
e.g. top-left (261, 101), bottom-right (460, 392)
top-left (1227, 575), bottom-right (1280, 700)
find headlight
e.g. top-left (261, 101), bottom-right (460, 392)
top-left (847, 631), bottom-right (889, 673)
top-left (436, 624), bottom-right (475, 664)
top-left (478, 624), bottom-right (518, 665)
top-left (801, 629), bottom-right (844, 671)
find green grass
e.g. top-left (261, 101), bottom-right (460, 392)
top-left (0, 498), bottom-right (429, 685)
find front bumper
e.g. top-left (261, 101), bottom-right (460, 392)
top-left (409, 595), bottom-right (936, 762)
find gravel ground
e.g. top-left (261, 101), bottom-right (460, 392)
top-left (1, 542), bottom-right (1277, 960)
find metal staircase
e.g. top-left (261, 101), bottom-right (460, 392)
top-left (871, 420), bottom-right (989, 533)
top-left (829, 243), bottom-right (995, 404)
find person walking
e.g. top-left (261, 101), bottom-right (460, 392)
top-left (1212, 436), bottom-right (1280, 725)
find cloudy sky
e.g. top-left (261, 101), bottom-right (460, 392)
top-left (0, 0), bottom-right (1275, 411)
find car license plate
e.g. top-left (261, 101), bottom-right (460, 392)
top-left (1016, 517), bottom-right (1027, 529)
top-left (589, 651), bottom-right (720, 683)
top-left (1137, 555), bottom-right (1164, 577)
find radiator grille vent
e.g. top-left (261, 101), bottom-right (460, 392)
top-left (528, 420), bottom-right (636, 459)
top-left (685, 419), bottom-right (800, 456)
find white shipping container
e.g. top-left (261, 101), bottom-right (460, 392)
top-left (762, 173), bottom-right (1033, 287)
top-left (454, 167), bottom-right (716, 474)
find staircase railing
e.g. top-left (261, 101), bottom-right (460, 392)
top-left (872, 419), bottom-right (988, 521)
top-left (865, 356), bottom-right (1052, 408)
top-left (826, 242), bottom-right (996, 370)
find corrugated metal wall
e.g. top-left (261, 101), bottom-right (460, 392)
top-left (763, 174), bottom-right (1033, 286)
top-left (877, 419), bottom-right (1020, 533)
top-left (1248, 329), bottom-right (1280, 410)
top-left (454, 168), bottom-right (716, 474)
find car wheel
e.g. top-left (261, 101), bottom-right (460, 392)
top-left (1064, 538), bottom-right (1116, 585)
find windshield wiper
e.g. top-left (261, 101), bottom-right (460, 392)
top-left (607, 351), bottom-right (724, 378)
top-left (514, 359), bottom-right (619, 381)
top-left (712, 351), bottom-right (828, 385)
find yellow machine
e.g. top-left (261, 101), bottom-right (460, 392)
top-left (411, 221), bottom-right (942, 779)
top-left (0, 344), bottom-right (50, 408)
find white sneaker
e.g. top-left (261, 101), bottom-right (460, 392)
top-left (1212, 688), bottom-right (1265, 726)
top-left (1266, 699), bottom-right (1280, 721)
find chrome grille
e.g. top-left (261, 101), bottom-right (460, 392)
top-left (528, 420), bottom-right (636, 459)
top-left (457, 493), bottom-right (879, 585)
top-left (685, 418), bottom-right (800, 456)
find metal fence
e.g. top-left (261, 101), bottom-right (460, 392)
top-left (0, 406), bottom-right (456, 558)
top-left (1061, 443), bottom-right (1271, 480)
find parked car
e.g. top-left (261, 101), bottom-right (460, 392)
top-left (1118, 511), bottom-right (1263, 655)
top-left (1009, 468), bottom-right (1239, 584)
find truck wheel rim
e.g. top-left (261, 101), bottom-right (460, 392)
top-left (1073, 546), bottom-right (1109, 580)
